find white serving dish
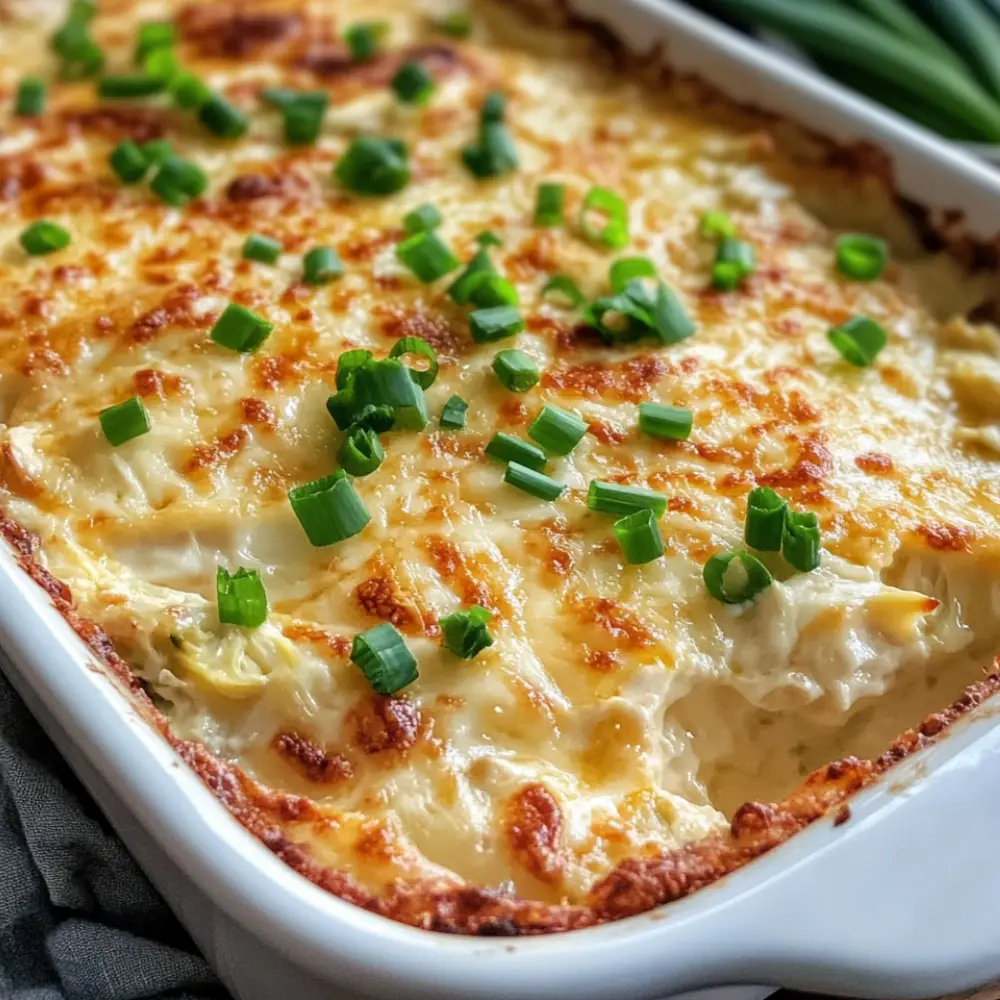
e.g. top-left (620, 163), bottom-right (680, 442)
top-left (4, 2), bottom-right (1000, 998)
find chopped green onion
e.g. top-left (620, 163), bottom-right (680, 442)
top-left (586, 480), bottom-right (666, 519)
top-left (216, 566), bottom-right (268, 627)
top-left (303, 246), bottom-right (344, 285)
top-left (290, 471), bottom-right (371, 546)
top-left (703, 550), bottom-right (773, 605)
top-left (475, 230), bottom-right (503, 248)
top-left (541, 274), bottom-right (586, 308)
top-left (699, 210), bottom-right (736, 241)
top-left (504, 461), bottom-right (564, 501)
top-left (579, 186), bottom-right (629, 250)
top-left (638, 402), bottom-right (692, 442)
top-left (339, 425), bottom-right (384, 477)
top-left (391, 61), bottom-right (435, 105)
top-left (610, 256), bottom-right (656, 293)
top-left (389, 336), bottom-right (439, 389)
top-left (135, 21), bottom-right (175, 63)
top-left (484, 432), bottom-right (546, 472)
top-left (744, 486), bottom-right (786, 552)
top-left (171, 73), bottom-right (211, 109)
top-left (589, 290), bottom-right (653, 343)
top-left (19, 220), bottom-right (70, 256)
top-left (403, 203), bottom-right (442, 234)
top-left (59, 40), bottom-right (105, 80)
top-left (198, 95), bottom-right (248, 139)
top-left (139, 139), bottom-right (173, 165)
top-left (210, 303), bottom-right (274, 353)
top-left (260, 87), bottom-right (296, 109)
top-left (53, 2), bottom-right (103, 79)
top-left (439, 605), bottom-right (493, 659)
top-left (535, 183), bottom-right (565, 227)
top-left (283, 92), bottom-right (327, 145)
top-left (396, 230), bottom-right (460, 283)
top-left (355, 358), bottom-right (428, 430)
top-left (447, 250), bottom-right (496, 304)
top-left (782, 510), bottom-right (821, 572)
top-left (481, 90), bottom-right (506, 123)
top-left (835, 233), bottom-right (888, 282)
top-left (351, 622), bottom-right (417, 695)
top-left (469, 274), bottom-right (518, 308)
top-left (149, 156), bottom-right (208, 205)
top-left (335, 136), bottom-right (410, 195)
top-left (242, 233), bottom-right (282, 265)
top-left (528, 404), bottom-right (587, 456)
top-left (440, 395), bottom-right (468, 429)
top-left (436, 12), bottom-right (472, 37)
top-left (345, 21), bottom-right (388, 62)
top-left (492, 349), bottom-right (539, 392)
top-left (15, 78), bottom-right (46, 117)
top-left (614, 508), bottom-right (665, 565)
top-left (712, 238), bottom-right (756, 290)
top-left (97, 74), bottom-right (166, 99)
top-left (469, 306), bottom-right (524, 343)
top-left (828, 315), bottom-right (888, 367)
top-left (143, 47), bottom-right (180, 82)
top-left (98, 396), bottom-right (150, 446)
top-left (109, 139), bottom-right (149, 183)
top-left (462, 121), bottom-right (518, 179)
top-left (336, 349), bottom-right (373, 390)
top-left (351, 403), bottom-right (395, 433)
top-left (645, 282), bottom-right (695, 345)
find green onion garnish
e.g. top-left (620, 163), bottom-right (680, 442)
top-left (475, 230), bottom-right (503, 248)
top-left (535, 183), bottom-right (565, 227)
top-left (448, 250), bottom-right (496, 304)
top-left (335, 136), bottom-right (410, 195)
top-left (610, 256), bottom-right (656, 293)
top-left (638, 402), bottom-right (692, 442)
top-left (469, 306), bottom-right (524, 343)
top-left (744, 486), bottom-right (786, 552)
top-left (15, 78), bottom-right (46, 117)
top-left (98, 74), bottom-right (166, 99)
top-left (149, 156), bottom-right (208, 205)
top-left (440, 605), bottom-right (493, 659)
top-left (389, 335), bottom-right (439, 388)
top-left (140, 139), bottom-right (173, 165)
top-left (109, 139), bottom-right (150, 184)
top-left (589, 290), bottom-right (653, 344)
top-left (339, 425), bottom-right (384, 477)
top-left (836, 233), bottom-right (888, 282)
top-left (336, 349), bottom-right (373, 390)
top-left (440, 395), bottom-right (468, 429)
top-left (492, 349), bottom-right (539, 392)
top-left (289, 471), bottom-right (370, 547)
top-left (504, 461), bottom-right (564, 501)
top-left (469, 274), bottom-right (518, 308)
top-left (580, 186), bottom-right (629, 250)
top-left (210, 303), bottom-right (274, 353)
top-left (216, 566), bottom-right (268, 627)
top-left (99, 396), bottom-right (150, 446)
top-left (528, 404), bottom-right (587, 456)
top-left (198, 95), bottom-right (248, 139)
top-left (782, 510), bottom-right (821, 572)
top-left (351, 403), bottom-right (395, 433)
top-left (703, 550), bottom-right (773, 605)
top-left (541, 274), bottom-right (586, 308)
top-left (283, 92), bottom-right (327, 145)
top-left (242, 233), bottom-right (282, 265)
top-left (351, 622), bottom-right (417, 695)
top-left (645, 282), bottom-right (696, 345)
top-left (827, 315), bottom-right (888, 367)
top-left (711, 238), bottom-right (756, 290)
top-left (20, 220), bottom-right (70, 256)
top-left (345, 21), bottom-right (388, 63)
top-left (614, 508), bottom-right (665, 565)
top-left (462, 121), bottom-right (518, 179)
top-left (403, 203), bottom-right (442, 234)
top-left (143, 47), bottom-right (179, 82)
top-left (586, 480), bottom-right (666, 518)
top-left (303, 246), bottom-right (344, 285)
top-left (481, 90), bottom-right (506, 122)
top-left (171, 73), bottom-right (211, 109)
top-left (436, 12), bottom-right (472, 37)
top-left (52, 2), bottom-right (103, 79)
top-left (699, 210), bottom-right (736, 241)
top-left (391, 61), bottom-right (435, 105)
top-left (396, 230), bottom-right (460, 283)
top-left (135, 21), bottom-right (175, 64)
top-left (484, 432), bottom-right (546, 471)
top-left (355, 358), bottom-right (428, 430)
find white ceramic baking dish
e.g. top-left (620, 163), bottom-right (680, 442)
top-left (4, 2), bottom-right (1000, 998)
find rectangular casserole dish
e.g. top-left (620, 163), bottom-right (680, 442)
top-left (3, 1), bottom-right (1000, 998)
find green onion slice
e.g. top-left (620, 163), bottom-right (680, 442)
top-left (579, 186), bottom-right (629, 250)
top-left (389, 336), bottom-right (439, 389)
top-left (447, 250), bottom-right (496, 304)
top-left (744, 486), bottom-right (787, 552)
top-left (283, 92), bottom-right (328, 145)
top-left (586, 480), bottom-right (666, 519)
top-left (638, 402), bottom-right (692, 442)
top-left (827, 315), bottom-right (888, 367)
top-left (484, 432), bottom-right (546, 472)
top-left (338, 425), bottom-right (384, 477)
top-left (646, 282), bottom-right (695, 345)
top-left (462, 120), bottom-right (518, 179)
top-left (439, 605), bottom-right (494, 659)
top-left (336, 349), bottom-right (373, 390)
top-left (20, 220), bottom-right (70, 256)
top-left (469, 274), bottom-right (518, 308)
top-left (335, 137), bottom-right (410, 196)
top-left (242, 233), bottom-right (282, 265)
top-left (135, 21), bottom-right (175, 63)
top-left (351, 403), bottom-right (395, 434)
top-left (345, 21), bottom-right (388, 62)
top-left (535, 183), bottom-right (565, 227)
top-left (217, 566), bottom-right (268, 627)
top-left (391, 61), bottom-right (435, 105)
top-left (541, 274), bottom-right (587, 308)
top-left (782, 510), bottom-right (822, 572)
top-left (99, 396), bottom-right (150, 446)
top-left (351, 622), bottom-right (417, 695)
top-left (469, 306), bottom-right (524, 343)
top-left (614, 508), bottom-right (665, 565)
top-left (703, 550), bottom-right (773, 605)
top-left (835, 233), bottom-right (888, 282)
top-left (355, 358), bottom-right (428, 430)
top-left (108, 139), bottom-right (150, 183)
top-left (150, 156), bottom-right (207, 205)
top-left (210, 303), bottom-right (274, 353)
top-left (440, 395), bottom-right (468, 429)
top-left (610, 256), bottom-right (656, 293)
top-left (98, 74), bottom-right (167, 99)
top-left (303, 246), bottom-right (344, 285)
top-left (198, 95), bottom-right (248, 139)
top-left (289, 471), bottom-right (371, 547)
top-left (403, 203), bottom-right (442, 234)
top-left (143, 47), bottom-right (180, 82)
top-left (396, 230), bottom-right (460, 283)
top-left (171, 73), bottom-right (211, 109)
top-left (528, 404), bottom-right (587, 456)
top-left (492, 349), bottom-right (539, 392)
top-left (699, 210), bottom-right (736, 241)
top-left (15, 78), bottom-right (46, 117)
top-left (504, 461), bottom-right (564, 501)
top-left (140, 139), bottom-right (173, 165)
top-left (481, 90), bottom-right (506, 123)
top-left (712, 238), bottom-right (756, 290)
top-left (475, 230), bottom-right (503, 248)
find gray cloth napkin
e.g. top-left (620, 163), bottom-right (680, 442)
top-left (0, 662), bottom-right (228, 1000)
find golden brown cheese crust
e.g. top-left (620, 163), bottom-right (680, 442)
top-left (1, 0), bottom-right (1000, 934)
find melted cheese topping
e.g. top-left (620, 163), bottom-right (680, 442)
top-left (2, 0), bottom-right (1000, 904)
